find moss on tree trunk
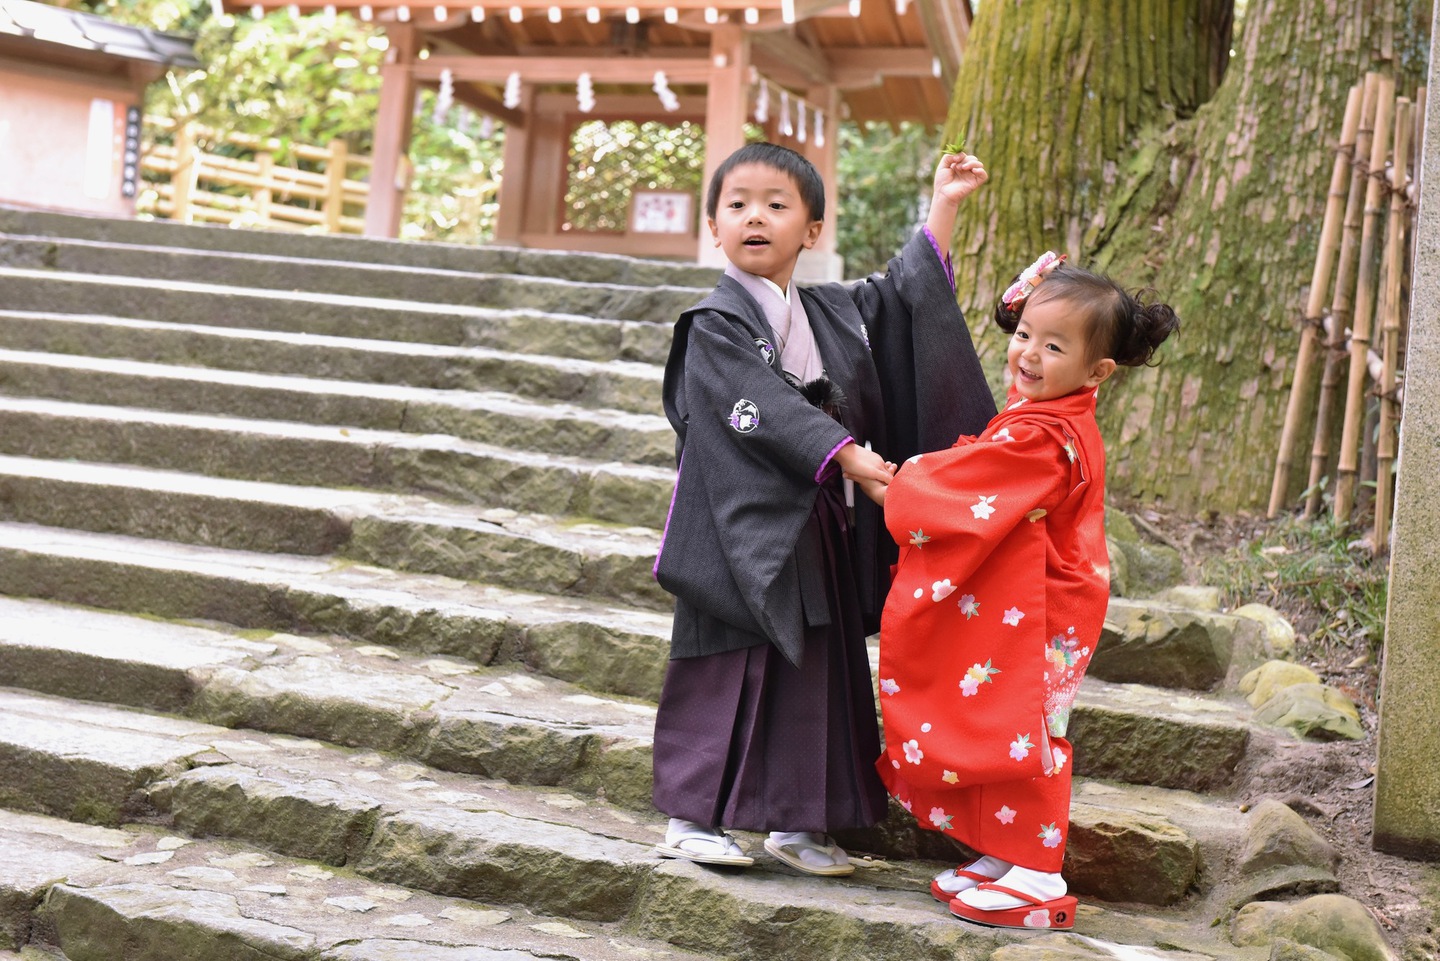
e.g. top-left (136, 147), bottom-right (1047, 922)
top-left (946, 0), bottom-right (1429, 510)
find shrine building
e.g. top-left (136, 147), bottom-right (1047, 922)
top-left (222, 0), bottom-right (970, 277)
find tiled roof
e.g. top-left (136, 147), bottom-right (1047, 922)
top-left (0, 0), bottom-right (200, 68)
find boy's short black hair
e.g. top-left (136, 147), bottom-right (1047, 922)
top-left (705, 141), bottom-right (826, 223)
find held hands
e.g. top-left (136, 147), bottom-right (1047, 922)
top-left (852, 474), bottom-right (892, 507)
top-left (835, 442), bottom-right (896, 507)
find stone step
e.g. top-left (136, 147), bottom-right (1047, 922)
top-left (0, 233), bottom-right (705, 328)
top-left (0, 596), bottom-right (1223, 887)
top-left (0, 687), bottom-right (1252, 953)
top-left (0, 809), bottom-right (720, 961)
top-left (0, 267), bottom-right (674, 364)
top-left (0, 523), bottom-right (672, 702)
top-left (0, 348), bottom-right (674, 468)
top-left (0, 805), bottom-right (1245, 961)
top-left (0, 310), bottom-right (663, 416)
top-left (1097, 597), bottom-right (1263, 692)
top-left (0, 597), bottom-right (658, 809)
top-left (0, 398), bottom-right (675, 528)
top-left (0, 201), bottom-right (723, 288)
top-left (0, 457), bottom-right (669, 612)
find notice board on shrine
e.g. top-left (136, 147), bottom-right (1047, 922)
top-left (0, 0), bottom-right (196, 216)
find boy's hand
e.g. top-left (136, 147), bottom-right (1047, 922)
top-left (835, 442), bottom-right (895, 487)
top-left (837, 443), bottom-right (896, 507)
top-left (933, 150), bottom-right (988, 208)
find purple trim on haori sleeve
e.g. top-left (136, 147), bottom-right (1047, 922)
top-left (922, 225), bottom-right (956, 292)
top-left (653, 453), bottom-right (683, 578)
top-left (817, 436), bottom-right (853, 484)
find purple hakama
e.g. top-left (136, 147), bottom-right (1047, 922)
top-left (651, 484), bottom-right (888, 832)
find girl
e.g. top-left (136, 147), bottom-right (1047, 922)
top-left (872, 253), bottom-right (1178, 926)
top-left (650, 142), bottom-right (994, 875)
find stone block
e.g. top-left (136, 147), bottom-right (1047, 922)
top-left (1064, 803), bottom-right (1200, 905)
top-left (0, 698), bottom-right (206, 826)
top-left (0, 840), bottom-right (100, 950)
top-left (1231, 604), bottom-right (1298, 661)
top-left (158, 767), bottom-right (381, 866)
top-left (1241, 661), bottom-right (1321, 708)
top-left (1090, 600), bottom-right (1237, 690)
top-left (192, 659), bottom-right (448, 754)
top-left (42, 883), bottom-right (316, 961)
top-left (1067, 684), bottom-right (1251, 792)
top-left (356, 808), bottom-right (649, 923)
top-left (1231, 894), bottom-right (1399, 961)
top-left (1252, 684), bottom-right (1364, 742)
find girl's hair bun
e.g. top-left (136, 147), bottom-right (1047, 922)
top-left (1112, 294), bottom-right (1180, 368)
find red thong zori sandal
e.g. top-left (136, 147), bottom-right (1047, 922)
top-left (949, 882), bottom-right (1077, 930)
top-left (928, 864), bottom-right (1000, 904)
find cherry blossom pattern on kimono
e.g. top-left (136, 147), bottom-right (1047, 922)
top-left (877, 416), bottom-right (1079, 792)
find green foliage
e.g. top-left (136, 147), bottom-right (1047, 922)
top-left (834, 121), bottom-right (936, 276)
top-left (403, 111), bottom-right (504, 244)
top-left (1199, 513), bottom-right (1388, 661)
top-left (563, 120), bottom-right (705, 233)
top-left (74, 0), bottom-right (207, 33)
top-left (151, 11), bottom-right (388, 150)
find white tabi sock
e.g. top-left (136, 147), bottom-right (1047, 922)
top-left (933, 854), bottom-right (1012, 896)
top-left (956, 865), bottom-right (1067, 910)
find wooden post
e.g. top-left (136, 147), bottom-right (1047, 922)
top-left (1335, 75), bottom-right (1394, 523)
top-left (1268, 84), bottom-right (1363, 517)
top-left (172, 121), bottom-right (197, 224)
top-left (1415, 85), bottom-right (1428, 176)
top-left (1374, 98), bottom-right (1413, 550)
top-left (364, 23), bottom-right (418, 238)
top-left (801, 83), bottom-right (842, 279)
top-left (1305, 73), bottom-right (1380, 517)
top-left (324, 138), bottom-right (349, 233)
top-left (493, 84), bottom-right (532, 244)
top-left (253, 151), bottom-right (274, 226)
top-left (698, 24), bottom-right (750, 268)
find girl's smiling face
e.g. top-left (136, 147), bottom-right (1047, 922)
top-left (707, 162), bottom-right (823, 290)
top-left (1006, 290), bottom-right (1117, 402)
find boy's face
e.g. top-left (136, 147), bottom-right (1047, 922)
top-left (1005, 290), bottom-right (1116, 402)
top-left (708, 162), bottom-right (823, 290)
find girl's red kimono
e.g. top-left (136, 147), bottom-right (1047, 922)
top-left (876, 385), bottom-right (1108, 872)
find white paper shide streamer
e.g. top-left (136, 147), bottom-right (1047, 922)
top-left (751, 71), bottom-right (828, 145)
top-left (577, 72), bottom-right (595, 112)
top-left (653, 71), bottom-right (679, 111)
top-left (503, 70), bottom-right (521, 109)
top-left (433, 67), bottom-right (454, 124)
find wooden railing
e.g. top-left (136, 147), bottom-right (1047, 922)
top-left (139, 117), bottom-right (371, 234)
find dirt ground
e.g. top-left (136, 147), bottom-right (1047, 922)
top-left (1133, 504), bottom-right (1439, 960)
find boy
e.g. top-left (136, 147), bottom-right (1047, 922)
top-left (651, 141), bottom-right (993, 874)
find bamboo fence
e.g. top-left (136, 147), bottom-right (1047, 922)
top-left (1268, 72), bottom-right (1422, 551)
top-left (138, 117), bottom-right (371, 234)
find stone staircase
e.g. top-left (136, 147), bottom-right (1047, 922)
top-left (0, 205), bottom-right (1323, 961)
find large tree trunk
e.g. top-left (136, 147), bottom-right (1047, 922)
top-left (947, 0), bottom-right (1430, 511)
